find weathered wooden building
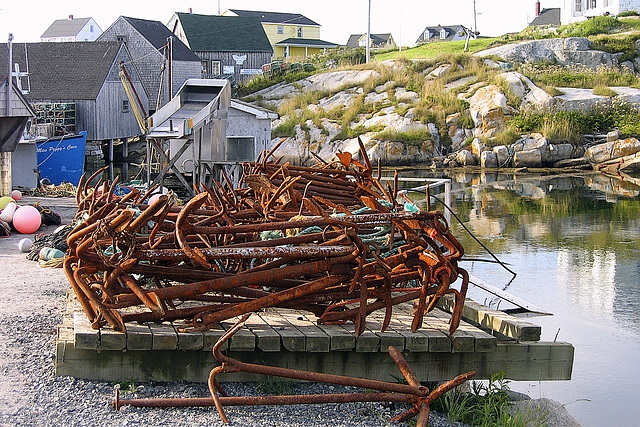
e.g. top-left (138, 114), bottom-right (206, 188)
top-left (228, 99), bottom-right (278, 161)
top-left (98, 16), bottom-right (202, 114)
top-left (346, 33), bottom-right (397, 50)
top-left (0, 41), bottom-right (147, 144)
top-left (167, 12), bottom-right (273, 84)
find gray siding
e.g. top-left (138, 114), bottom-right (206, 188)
top-left (170, 61), bottom-right (202, 98)
top-left (95, 82), bottom-right (146, 140)
top-left (27, 97), bottom-right (97, 140)
top-left (99, 20), bottom-right (164, 110)
top-left (197, 51), bottom-right (272, 84)
top-left (227, 108), bottom-right (272, 160)
top-left (99, 19), bottom-right (201, 112)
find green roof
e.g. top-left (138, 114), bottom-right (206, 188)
top-left (176, 13), bottom-right (273, 53)
top-left (276, 38), bottom-right (339, 48)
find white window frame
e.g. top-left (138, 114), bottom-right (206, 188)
top-left (440, 29), bottom-right (447, 39)
top-left (211, 60), bottom-right (222, 77)
top-left (122, 99), bottom-right (130, 113)
top-left (424, 30), bottom-right (431, 40)
top-left (277, 25), bottom-right (284, 34)
top-left (297, 27), bottom-right (303, 37)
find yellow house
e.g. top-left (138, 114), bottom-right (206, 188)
top-left (222, 9), bottom-right (339, 60)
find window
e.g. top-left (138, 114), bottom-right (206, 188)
top-left (587, 0), bottom-right (596, 9)
top-left (211, 60), bottom-right (222, 77)
top-left (122, 100), bottom-right (130, 113)
top-left (226, 137), bottom-right (255, 162)
top-left (575, 0), bottom-right (583, 12)
top-left (424, 30), bottom-right (431, 40)
top-left (440, 29), bottom-right (447, 39)
top-left (116, 35), bottom-right (128, 43)
top-left (201, 60), bottom-right (209, 76)
top-left (297, 27), bottom-right (303, 37)
top-left (277, 25), bottom-right (283, 34)
top-left (90, 25), bottom-right (94, 33)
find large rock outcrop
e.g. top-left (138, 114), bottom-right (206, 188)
top-left (475, 38), bottom-right (615, 69)
top-left (585, 138), bottom-right (640, 163)
top-left (468, 85), bottom-right (513, 138)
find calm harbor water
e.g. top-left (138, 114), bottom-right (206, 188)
top-left (397, 169), bottom-right (640, 427)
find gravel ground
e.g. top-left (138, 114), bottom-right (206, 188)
top-left (0, 196), bottom-right (470, 427)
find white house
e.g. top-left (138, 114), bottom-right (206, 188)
top-left (560, 0), bottom-right (640, 24)
top-left (40, 16), bottom-right (102, 42)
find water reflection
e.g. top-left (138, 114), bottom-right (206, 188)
top-left (393, 168), bottom-right (640, 427)
top-left (557, 248), bottom-right (616, 321)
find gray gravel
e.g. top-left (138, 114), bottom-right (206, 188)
top-left (0, 197), bottom-right (468, 427)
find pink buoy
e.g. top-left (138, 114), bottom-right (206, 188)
top-left (12, 205), bottom-right (42, 234)
top-left (11, 190), bottom-right (22, 201)
top-left (147, 193), bottom-right (162, 205)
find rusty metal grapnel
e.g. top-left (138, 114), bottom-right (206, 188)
top-left (113, 314), bottom-right (476, 426)
top-left (65, 139), bottom-right (469, 335)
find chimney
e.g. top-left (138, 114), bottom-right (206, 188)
top-left (188, 8), bottom-right (192, 13)
top-left (535, 1), bottom-right (541, 17)
top-left (69, 14), bottom-right (74, 20)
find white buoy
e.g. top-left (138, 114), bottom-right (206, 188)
top-left (18, 237), bottom-right (33, 253)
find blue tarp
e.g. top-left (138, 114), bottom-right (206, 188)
top-left (36, 131), bottom-right (86, 186)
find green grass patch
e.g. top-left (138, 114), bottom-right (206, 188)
top-left (592, 85), bottom-right (618, 97)
top-left (431, 371), bottom-right (547, 427)
top-left (333, 125), bottom-right (369, 141)
top-left (520, 63), bottom-right (640, 89)
top-left (508, 103), bottom-right (640, 142)
top-left (373, 38), bottom-right (499, 61)
top-left (558, 15), bottom-right (622, 37)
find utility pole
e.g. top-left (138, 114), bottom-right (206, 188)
top-left (366, 0), bottom-right (371, 63)
top-left (6, 33), bottom-right (12, 115)
top-left (473, 0), bottom-right (478, 36)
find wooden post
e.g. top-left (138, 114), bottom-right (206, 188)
top-left (122, 138), bottom-right (129, 182)
top-left (0, 152), bottom-right (12, 195)
top-left (108, 139), bottom-right (114, 182)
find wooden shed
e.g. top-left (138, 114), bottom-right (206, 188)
top-left (0, 42), bottom-right (147, 142)
top-left (98, 16), bottom-right (202, 114)
top-left (167, 13), bottom-right (273, 85)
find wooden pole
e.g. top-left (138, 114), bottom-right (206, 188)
top-left (109, 139), bottom-right (114, 182)
top-left (122, 138), bottom-right (129, 181)
top-left (0, 152), bottom-right (12, 196)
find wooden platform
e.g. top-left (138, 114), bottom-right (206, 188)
top-left (55, 295), bottom-right (574, 383)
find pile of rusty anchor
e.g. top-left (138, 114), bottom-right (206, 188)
top-left (64, 138), bottom-right (469, 336)
top-left (113, 314), bottom-right (476, 426)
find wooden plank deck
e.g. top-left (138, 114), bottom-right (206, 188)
top-left (55, 296), bottom-right (573, 383)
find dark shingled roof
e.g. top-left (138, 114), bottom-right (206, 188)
top-left (346, 33), bottom-right (392, 48)
top-left (175, 13), bottom-right (272, 53)
top-left (530, 8), bottom-right (561, 26)
top-left (276, 38), bottom-right (338, 48)
top-left (226, 9), bottom-right (319, 26)
top-left (120, 16), bottom-right (200, 62)
top-left (0, 42), bottom-right (122, 100)
top-left (40, 17), bottom-right (92, 38)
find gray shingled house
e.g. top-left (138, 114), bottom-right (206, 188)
top-left (346, 33), bottom-right (396, 50)
top-left (530, 8), bottom-right (561, 27)
top-left (0, 41), bottom-right (147, 141)
top-left (415, 25), bottom-right (472, 44)
top-left (167, 12), bottom-right (273, 84)
top-left (98, 16), bottom-right (202, 114)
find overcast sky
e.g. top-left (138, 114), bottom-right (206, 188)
top-left (1, 0), bottom-right (563, 46)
